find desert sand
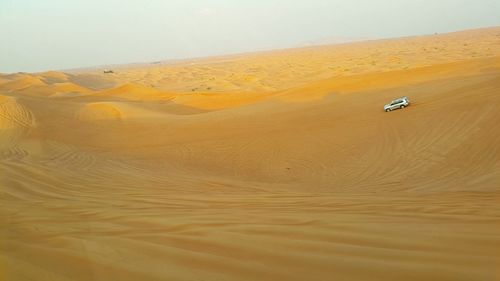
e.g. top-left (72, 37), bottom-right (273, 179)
top-left (1, 27), bottom-right (500, 281)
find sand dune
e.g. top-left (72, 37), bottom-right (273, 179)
top-left (75, 102), bottom-right (124, 121)
top-left (37, 71), bottom-right (71, 84)
top-left (95, 83), bottom-right (174, 101)
top-left (49, 82), bottom-right (91, 95)
top-left (0, 75), bottom-right (46, 91)
top-left (1, 27), bottom-right (500, 281)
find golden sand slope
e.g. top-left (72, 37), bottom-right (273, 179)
top-left (0, 75), bottom-right (45, 91)
top-left (0, 95), bottom-right (35, 152)
top-left (75, 102), bottom-right (124, 121)
top-left (1, 28), bottom-right (500, 281)
top-left (94, 83), bottom-right (174, 101)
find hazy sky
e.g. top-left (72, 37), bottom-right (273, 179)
top-left (1, 0), bottom-right (499, 73)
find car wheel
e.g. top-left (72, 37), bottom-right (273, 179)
top-left (385, 109), bottom-right (390, 112)
top-left (400, 105), bottom-right (405, 109)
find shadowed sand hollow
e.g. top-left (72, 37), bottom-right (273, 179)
top-left (1, 28), bottom-right (500, 281)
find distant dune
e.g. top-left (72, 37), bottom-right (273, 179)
top-left (300, 35), bottom-right (373, 47)
top-left (1, 27), bottom-right (500, 281)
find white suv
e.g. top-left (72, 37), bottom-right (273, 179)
top-left (384, 97), bottom-right (410, 112)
